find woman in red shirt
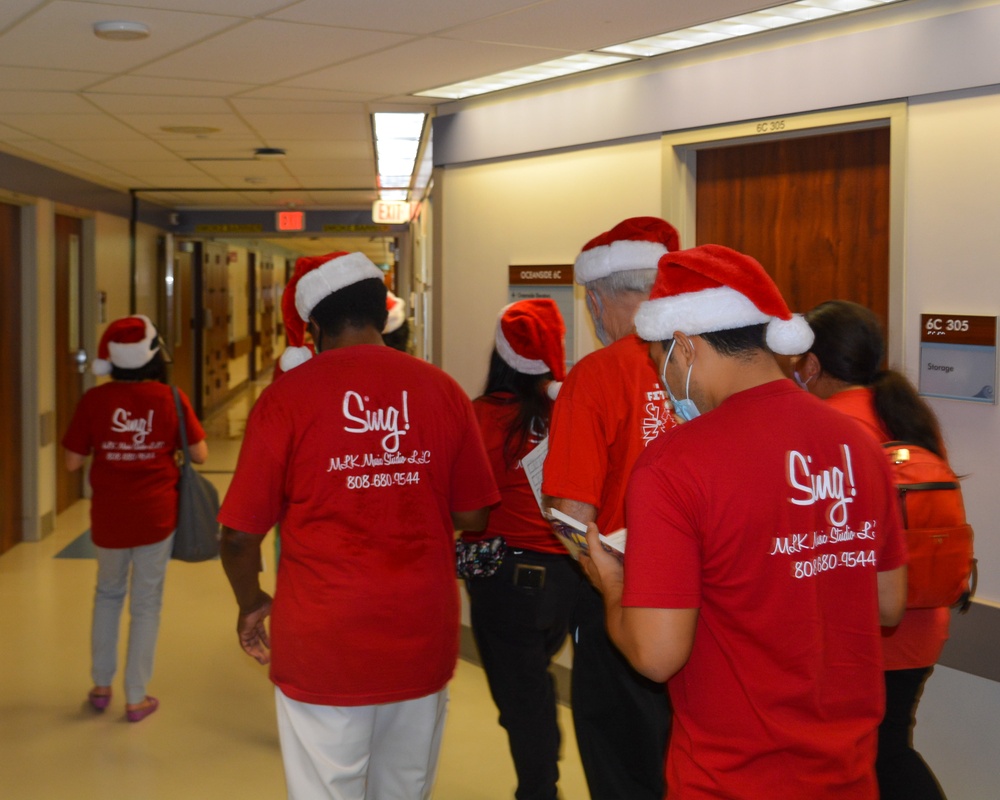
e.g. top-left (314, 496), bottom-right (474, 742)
top-left (62, 316), bottom-right (207, 723)
top-left (459, 299), bottom-right (580, 800)
top-left (796, 300), bottom-right (948, 800)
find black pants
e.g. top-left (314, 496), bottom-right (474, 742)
top-left (571, 584), bottom-right (671, 800)
top-left (877, 667), bottom-right (947, 800)
top-left (466, 549), bottom-right (581, 800)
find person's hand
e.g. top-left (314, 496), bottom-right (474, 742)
top-left (580, 522), bottom-right (624, 599)
top-left (237, 591), bottom-right (273, 665)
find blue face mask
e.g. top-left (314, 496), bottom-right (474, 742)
top-left (662, 340), bottom-right (700, 422)
top-left (792, 370), bottom-right (814, 391)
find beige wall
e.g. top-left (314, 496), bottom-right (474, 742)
top-left (439, 138), bottom-right (663, 397)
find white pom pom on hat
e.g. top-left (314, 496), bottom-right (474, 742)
top-left (634, 244), bottom-right (814, 355)
top-left (574, 216), bottom-right (680, 285)
top-left (92, 315), bottom-right (159, 375)
top-left (384, 291), bottom-right (406, 334)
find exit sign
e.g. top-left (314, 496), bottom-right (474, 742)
top-left (276, 210), bottom-right (305, 231)
top-left (372, 200), bottom-right (411, 224)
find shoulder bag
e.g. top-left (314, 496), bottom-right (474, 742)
top-left (171, 387), bottom-right (221, 562)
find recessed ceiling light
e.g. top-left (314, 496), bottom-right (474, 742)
top-left (93, 21), bottom-right (150, 41)
top-left (160, 125), bottom-right (221, 135)
top-left (254, 147), bottom-right (286, 160)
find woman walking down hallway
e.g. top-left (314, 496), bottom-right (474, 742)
top-left (62, 316), bottom-right (207, 723)
top-left (797, 300), bottom-right (949, 800)
top-left (459, 299), bottom-right (580, 800)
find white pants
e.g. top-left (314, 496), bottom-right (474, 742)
top-left (91, 533), bottom-right (173, 705)
top-left (275, 686), bottom-right (448, 800)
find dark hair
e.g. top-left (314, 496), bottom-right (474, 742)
top-left (111, 349), bottom-right (168, 383)
top-left (382, 318), bottom-right (410, 353)
top-left (310, 278), bottom-right (388, 340)
top-left (480, 350), bottom-right (551, 469)
top-left (806, 300), bottom-right (945, 457)
top-left (660, 323), bottom-right (768, 359)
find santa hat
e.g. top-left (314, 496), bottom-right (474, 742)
top-left (574, 216), bottom-right (680, 284)
top-left (495, 299), bottom-right (566, 383)
top-left (278, 251), bottom-right (384, 372)
top-left (92, 315), bottom-right (159, 376)
top-left (634, 244), bottom-right (814, 355)
top-left (384, 291), bottom-right (406, 334)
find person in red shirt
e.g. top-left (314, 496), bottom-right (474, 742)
top-left (62, 315), bottom-right (207, 723)
top-left (795, 299), bottom-right (950, 800)
top-left (542, 216), bottom-right (680, 799)
top-left (460, 299), bottom-right (577, 800)
top-left (584, 245), bottom-right (908, 799)
top-left (219, 251), bottom-right (499, 800)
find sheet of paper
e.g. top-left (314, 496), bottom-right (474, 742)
top-left (521, 435), bottom-right (548, 511)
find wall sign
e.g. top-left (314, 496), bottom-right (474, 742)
top-left (508, 265), bottom-right (575, 369)
top-left (918, 314), bottom-right (997, 403)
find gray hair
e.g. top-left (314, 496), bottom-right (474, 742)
top-left (586, 268), bottom-right (656, 300)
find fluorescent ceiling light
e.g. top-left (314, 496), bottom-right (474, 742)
top-left (415, 52), bottom-right (631, 101)
top-left (373, 112), bottom-right (426, 202)
top-left (599, 0), bottom-right (905, 58)
top-left (414, 0), bottom-right (905, 101)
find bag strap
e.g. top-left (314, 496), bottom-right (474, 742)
top-left (171, 386), bottom-right (191, 467)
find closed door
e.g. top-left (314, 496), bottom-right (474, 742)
top-left (0, 202), bottom-right (23, 553)
top-left (696, 127), bottom-right (890, 333)
top-left (202, 241), bottom-right (229, 413)
top-left (171, 249), bottom-right (197, 406)
top-left (55, 214), bottom-right (86, 514)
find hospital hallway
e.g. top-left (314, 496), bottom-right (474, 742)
top-left (0, 378), bottom-right (588, 800)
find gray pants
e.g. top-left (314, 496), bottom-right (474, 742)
top-left (91, 533), bottom-right (173, 705)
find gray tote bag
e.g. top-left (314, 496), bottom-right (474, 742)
top-left (171, 387), bottom-right (220, 562)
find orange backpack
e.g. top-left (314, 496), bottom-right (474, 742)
top-left (884, 442), bottom-right (976, 611)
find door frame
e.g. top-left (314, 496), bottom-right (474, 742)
top-left (661, 101), bottom-right (907, 365)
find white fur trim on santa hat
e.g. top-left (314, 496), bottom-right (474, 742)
top-left (93, 315), bottom-right (158, 374)
top-left (635, 285), bottom-right (814, 355)
top-left (574, 240), bottom-right (667, 285)
top-left (295, 252), bottom-right (384, 322)
top-left (495, 324), bottom-right (550, 375)
top-left (279, 346), bottom-right (313, 373)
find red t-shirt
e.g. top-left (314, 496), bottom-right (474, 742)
top-left (62, 381), bottom-right (204, 548)
top-left (218, 345), bottom-right (500, 707)
top-left (826, 386), bottom-right (951, 670)
top-left (465, 394), bottom-right (565, 554)
top-left (542, 333), bottom-right (676, 532)
top-left (625, 380), bottom-right (907, 800)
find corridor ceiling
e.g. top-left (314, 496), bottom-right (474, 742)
top-left (2, 1), bottom-right (823, 212)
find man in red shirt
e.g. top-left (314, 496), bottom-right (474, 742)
top-left (542, 217), bottom-right (680, 799)
top-left (584, 244), bottom-right (908, 799)
top-left (219, 252), bottom-right (500, 800)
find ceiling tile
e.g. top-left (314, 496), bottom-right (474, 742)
top-left (231, 97), bottom-right (366, 116)
top-left (263, 140), bottom-right (372, 160)
top-left (241, 113), bottom-right (370, 141)
top-left (135, 19), bottom-right (413, 84)
top-left (288, 163), bottom-right (376, 186)
top-left (191, 159), bottom-right (292, 178)
top-left (286, 37), bottom-right (570, 95)
top-left (444, 0), bottom-right (769, 51)
top-left (0, 65), bottom-right (110, 92)
top-left (0, 2), bottom-right (244, 72)
top-left (235, 86), bottom-right (376, 103)
top-left (72, 0), bottom-right (293, 14)
top-left (58, 139), bottom-right (179, 160)
top-left (85, 93), bottom-right (231, 114)
top-left (0, 112), bottom-right (148, 140)
top-left (85, 75), bottom-right (255, 97)
top-left (0, 91), bottom-right (99, 114)
top-left (266, 0), bottom-right (540, 37)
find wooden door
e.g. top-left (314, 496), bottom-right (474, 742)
top-left (171, 249), bottom-right (196, 405)
top-left (696, 127), bottom-right (890, 332)
top-left (258, 256), bottom-right (276, 373)
top-left (55, 214), bottom-right (85, 514)
top-left (201, 241), bottom-right (230, 413)
top-left (0, 202), bottom-right (23, 553)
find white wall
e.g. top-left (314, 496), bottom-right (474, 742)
top-left (905, 86), bottom-right (1000, 601)
top-left (440, 138), bottom-right (662, 397)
